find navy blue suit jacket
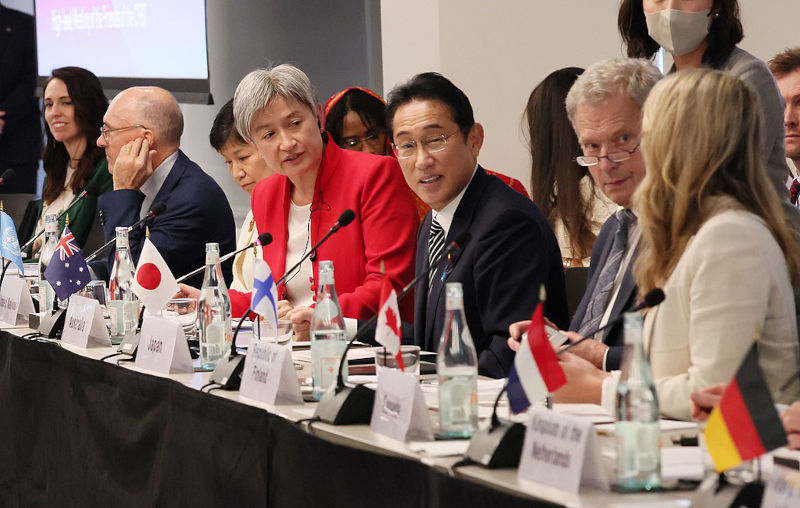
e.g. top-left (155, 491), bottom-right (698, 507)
top-left (0, 6), bottom-right (41, 192)
top-left (568, 213), bottom-right (639, 370)
top-left (97, 150), bottom-right (236, 288)
top-left (413, 167), bottom-right (568, 378)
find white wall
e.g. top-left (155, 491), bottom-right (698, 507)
top-left (381, 0), bottom-right (800, 191)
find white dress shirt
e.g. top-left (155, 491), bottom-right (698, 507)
top-left (139, 150), bottom-right (178, 219)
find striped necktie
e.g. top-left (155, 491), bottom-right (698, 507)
top-left (577, 209), bottom-right (635, 339)
top-left (428, 216), bottom-right (445, 291)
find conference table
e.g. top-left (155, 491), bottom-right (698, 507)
top-left (0, 323), bottom-right (699, 507)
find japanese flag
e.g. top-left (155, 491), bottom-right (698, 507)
top-left (132, 238), bottom-right (179, 314)
top-left (375, 275), bottom-right (404, 371)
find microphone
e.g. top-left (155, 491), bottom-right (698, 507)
top-left (20, 188), bottom-right (91, 253)
top-left (557, 288), bottom-right (665, 356)
top-left (310, 209), bottom-right (355, 262)
top-left (463, 287), bottom-right (665, 469)
top-left (0, 168), bottom-right (14, 185)
top-left (176, 232), bottom-right (273, 284)
top-left (84, 203), bottom-right (166, 262)
top-left (210, 212), bottom-right (357, 390)
top-left (314, 232), bottom-right (472, 425)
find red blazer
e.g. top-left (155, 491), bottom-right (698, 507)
top-left (229, 137), bottom-right (419, 321)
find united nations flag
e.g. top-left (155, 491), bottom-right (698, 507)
top-left (0, 211), bottom-right (24, 274)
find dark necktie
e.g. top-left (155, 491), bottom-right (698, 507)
top-left (790, 179), bottom-right (800, 206)
top-left (577, 210), bottom-right (635, 338)
top-left (428, 216), bottom-right (445, 291)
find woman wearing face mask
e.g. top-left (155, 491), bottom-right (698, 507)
top-left (619, 0), bottom-right (798, 229)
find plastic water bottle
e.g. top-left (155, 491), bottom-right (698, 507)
top-left (437, 282), bottom-right (478, 438)
top-left (108, 227), bottom-right (140, 343)
top-left (37, 213), bottom-right (58, 312)
top-left (197, 242), bottom-right (232, 369)
top-left (614, 312), bottom-right (661, 491)
top-left (310, 260), bottom-right (347, 400)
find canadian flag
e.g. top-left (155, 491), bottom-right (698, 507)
top-left (132, 238), bottom-right (179, 314)
top-left (375, 275), bottom-right (404, 371)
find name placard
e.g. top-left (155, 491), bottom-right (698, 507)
top-left (762, 464), bottom-right (800, 507)
top-left (135, 315), bottom-right (193, 374)
top-left (0, 276), bottom-right (34, 326)
top-left (518, 407), bottom-right (608, 493)
top-left (370, 369), bottom-right (434, 442)
top-left (239, 339), bottom-right (303, 405)
top-left (61, 295), bottom-right (111, 348)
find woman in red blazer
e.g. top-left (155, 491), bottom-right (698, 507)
top-left (226, 65), bottom-right (418, 336)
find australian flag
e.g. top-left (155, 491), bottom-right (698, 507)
top-left (44, 227), bottom-right (89, 301)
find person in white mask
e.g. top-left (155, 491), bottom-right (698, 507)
top-left (618, 0), bottom-right (800, 232)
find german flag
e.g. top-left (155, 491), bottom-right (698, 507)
top-left (704, 342), bottom-right (787, 472)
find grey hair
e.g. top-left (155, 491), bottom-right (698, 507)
top-left (233, 64), bottom-right (319, 142)
top-left (565, 58), bottom-right (662, 130)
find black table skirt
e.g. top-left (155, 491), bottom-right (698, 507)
top-left (0, 332), bottom-right (557, 507)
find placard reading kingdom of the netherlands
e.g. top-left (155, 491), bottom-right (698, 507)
top-left (135, 315), bottom-right (193, 374)
top-left (517, 407), bottom-right (608, 493)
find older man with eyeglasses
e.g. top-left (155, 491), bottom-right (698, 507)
top-left (93, 86), bottom-right (235, 287)
top-left (508, 59), bottom-right (662, 375)
top-left (386, 72), bottom-right (568, 379)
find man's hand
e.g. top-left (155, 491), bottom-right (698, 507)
top-left (690, 384), bottom-right (725, 422)
top-left (559, 331), bottom-right (608, 370)
top-left (507, 320), bottom-right (531, 352)
top-left (0, 111), bottom-right (5, 135)
top-left (112, 137), bottom-right (155, 190)
top-left (287, 306), bottom-right (313, 341)
top-left (782, 401), bottom-right (800, 450)
top-left (552, 352), bottom-right (608, 404)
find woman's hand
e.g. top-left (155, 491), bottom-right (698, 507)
top-left (286, 306), bottom-right (313, 341)
top-left (690, 384), bottom-right (725, 422)
top-left (175, 283), bottom-right (200, 300)
top-left (277, 300), bottom-right (292, 319)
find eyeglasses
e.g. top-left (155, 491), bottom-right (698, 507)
top-left (343, 133), bottom-right (380, 150)
top-left (392, 131), bottom-right (459, 159)
top-left (575, 143), bottom-right (640, 167)
top-left (99, 124), bottom-right (147, 142)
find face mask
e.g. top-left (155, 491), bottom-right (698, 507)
top-left (645, 8), bottom-right (711, 56)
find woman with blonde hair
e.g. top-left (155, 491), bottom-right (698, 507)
top-left (633, 68), bottom-right (800, 419)
top-left (548, 68), bottom-right (800, 421)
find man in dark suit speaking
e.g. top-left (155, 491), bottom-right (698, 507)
top-left (386, 73), bottom-right (568, 378)
top-left (95, 87), bottom-right (235, 287)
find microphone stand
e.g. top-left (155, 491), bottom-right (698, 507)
top-left (314, 233), bottom-right (471, 425)
top-left (464, 288), bottom-right (666, 469)
top-left (209, 217), bottom-right (355, 390)
top-left (20, 190), bottom-right (88, 255)
top-left (85, 208), bottom-right (160, 262)
top-left (176, 233), bottom-right (272, 284)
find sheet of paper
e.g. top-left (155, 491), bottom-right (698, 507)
top-left (660, 446), bottom-right (704, 481)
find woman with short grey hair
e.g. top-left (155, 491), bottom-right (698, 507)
top-left (223, 64), bottom-right (420, 342)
